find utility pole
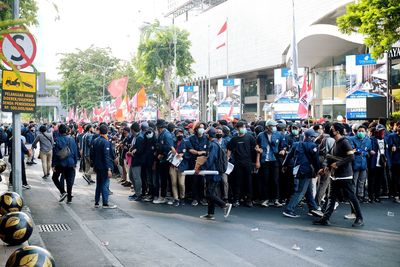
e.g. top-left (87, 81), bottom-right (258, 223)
top-left (12, 0), bottom-right (22, 196)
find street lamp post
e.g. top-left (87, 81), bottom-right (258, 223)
top-left (83, 62), bottom-right (114, 107)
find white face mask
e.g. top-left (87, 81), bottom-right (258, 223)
top-left (146, 132), bottom-right (154, 139)
top-left (198, 128), bottom-right (205, 135)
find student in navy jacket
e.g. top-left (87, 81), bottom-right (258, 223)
top-left (91, 124), bottom-right (116, 209)
top-left (197, 127), bottom-right (232, 220)
top-left (52, 124), bottom-right (78, 203)
top-left (387, 122), bottom-right (400, 203)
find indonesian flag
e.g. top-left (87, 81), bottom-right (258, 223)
top-left (67, 108), bottom-right (74, 121)
top-left (298, 75), bottom-right (313, 119)
top-left (216, 21), bottom-right (227, 49)
top-left (108, 77), bottom-right (129, 98)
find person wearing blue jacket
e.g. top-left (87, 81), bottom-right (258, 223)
top-left (257, 119), bottom-right (286, 207)
top-left (349, 125), bottom-right (371, 201)
top-left (187, 122), bottom-right (209, 206)
top-left (282, 129), bottom-right (322, 218)
top-left (169, 128), bottom-right (190, 206)
top-left (153, 119), bottom-right (175, 204)
top-left (52, 124), bottom-right (78, 203)
top-left (197, 127), bottom-right (232, 220)
top-left (127, 122), bottom-right (146, 201)
top-left (91, 124), bottom-right (116, 209)
top-left (387, 122), bottom-right (400, 203)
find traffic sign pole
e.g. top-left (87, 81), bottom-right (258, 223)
top-left (12, 0), bottom-right (22, 196)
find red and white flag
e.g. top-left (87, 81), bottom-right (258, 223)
top-left (298, 75), bottom-right (313, 119)
top-left (216, 21), bottom-right (227, 49)
top-left (108, 77), bottom-right (129, 98)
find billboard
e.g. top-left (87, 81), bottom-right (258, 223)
top-left (177, 85), bottom-right (200, 121)
top-left (273, 67), bottom-right (307, 120)
top-left (216, 79), bottom-right (241, 120)
top-left (345, 53), bottom-right (387, 119)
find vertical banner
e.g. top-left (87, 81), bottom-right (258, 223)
top-left (272, 67), bottom-right (306, 120)
top-left (216, 78), bottom-right (241, 120)
top-left (176, 85), bottom-right (200, 121)
top-left (345, 53), bottom-right (387, 119)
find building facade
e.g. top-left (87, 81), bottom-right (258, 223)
top-left (166, 0), bottom-right (382, 121)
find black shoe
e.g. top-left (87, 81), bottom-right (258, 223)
top-left (246, 201), bottom-right (253, 208)
top-left (233, 200), bottom-right (240, 208)
top-left (352, 218), bottom-right (364, 227)
top-left (82, 174), bottom-right (91, 184)
top-left (313, 218), bottom-right (330, 226)
top-left (374, 198), bottom-right (381, 203)
top-left (89, 179), bottom-right (95, 184)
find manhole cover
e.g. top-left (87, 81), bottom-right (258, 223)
top-left (37, 224), bottom-right (71, 232)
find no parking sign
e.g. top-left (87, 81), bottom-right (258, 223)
top-left (0, 28), bottom-right (37, 69)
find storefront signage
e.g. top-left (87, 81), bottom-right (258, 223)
top-left (355, 54), bottom-right (377, 65)
top-left (388, 47), bottom-right (400, 59)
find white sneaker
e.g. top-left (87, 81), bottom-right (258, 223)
top-left (22, 184), bottom-right (31, 189)
top-left (59, 192), bottom-right (67, 202)
top-left (153, 197), bottom-right (166, 204)
top-left (344, 213), bottom-right (356, 220)
top-left (261, 200), bottom-right (269, 207)
top-left (394, 197), bottom-right (400, 204)
top-left (334, 202), bottom-right (339, 210)
top-left (103, 204), bottom-right (117, 209)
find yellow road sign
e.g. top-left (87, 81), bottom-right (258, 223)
top-left (2, 70), bottom-right (36, 93)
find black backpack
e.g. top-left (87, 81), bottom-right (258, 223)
top-left (216, 142), bottom-right (228, 174)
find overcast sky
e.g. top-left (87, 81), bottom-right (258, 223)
top-left (31, 0), bottom-right (169, 80)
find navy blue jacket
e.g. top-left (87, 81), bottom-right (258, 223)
top-left (369, 137), bottom-right (390, 169)
top-left (52, 135), bottom-right (78, 168)
top-left (387, 133), bottom-right (400, 165)
top-left (131, 132), bottom-right (145, 167)
top-left (257, 131), bottom-right (284, 162)
top-left (91, 136), bottom-right (114, 172)
top-left (143, 135), bottom-right (157, 167)
top-left (156, 129), bottom-right (174, 160)
top-left (202, 139), bottom-right (221, 182)
top-left (349, 136), bottom-right (371, 171)
top-left (174, 138), bottom-right (190, 172)
top-left (283, 140), bottom-right (320, 178)
top-left (25, 131), bottom-right (35, 144)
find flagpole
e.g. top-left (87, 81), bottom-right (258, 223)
top-left (208, 24), bottom-right (211, 121)
top-left (226, 17), bottom-right (229, 79)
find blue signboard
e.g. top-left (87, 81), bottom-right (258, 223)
top-left (355, 54), bottom-right (376, 65)
top-left (184, 85), bottom-right (194, 92)
top-left (281, 68), bottom-right (290, 77)
top-left (274, 113), bottom-right (299, 120)
top-left (223, 79), bottom-right (235, 86)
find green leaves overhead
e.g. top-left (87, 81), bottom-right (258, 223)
top-left (337, 0), bottom-right (400, 58)
top-left (58, 46), bottom-right (120, 109)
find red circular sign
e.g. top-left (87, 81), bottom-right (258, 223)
top-left (0, 28), bottom-right (37, 69)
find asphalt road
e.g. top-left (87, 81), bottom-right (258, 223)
top-left (17, 161), bottom-right (400, 267)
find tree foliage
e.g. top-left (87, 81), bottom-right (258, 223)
top-left (337, 0), bottom-right (400, 58)
top-left (0, 0), bottom-right (39, 26)
top-left (58, 46), bottom-right (120, 109)
top-left (136, 20), bottom-right (194, 105)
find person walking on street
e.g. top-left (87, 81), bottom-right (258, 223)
top-left (82, 124), bottom-right (95, 184)
top-left (197, 128), bottom-right (232, 220)
top-left (91, 124), bottom-right (117, 209)
top-left (32, 125), bottom-right (54, 179)
top-left (52, 124), bottom-right (78, 203)
top-left (314, 123), bottom-right (364, 227)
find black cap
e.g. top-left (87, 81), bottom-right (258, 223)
top-left (100, 124), bottom-right (108, 135)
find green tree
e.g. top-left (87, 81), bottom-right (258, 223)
top-left (337, 0), bottom-right (400, 58)
top-left (58, 46), bottom-right (120, 110)
top-left (136, 21), bottom-right (194, 116)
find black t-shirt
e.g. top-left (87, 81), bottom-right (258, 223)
top-left (227, 134), bottom-right (256, 166)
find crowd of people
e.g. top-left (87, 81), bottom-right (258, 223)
top-left (1, 117), bottom-right (399, 225)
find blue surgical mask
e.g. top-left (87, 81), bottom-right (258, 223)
top-left (272, 127), bottom-right (277, 132)
top-left (292, 129), bottom-right (299, 136)
top-left (357, 132), bottom-right (366, 139)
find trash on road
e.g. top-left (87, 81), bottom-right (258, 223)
top-left (292, 244), bottom-right (300, 251)
top-left (387, 211), bottom-right (394, 217)
top-left (251, 228), bottom-right (259, 231)
top-left (101, 241), bottom-right (109, 246)
top-left (316, 247), bottom-right (324, 252)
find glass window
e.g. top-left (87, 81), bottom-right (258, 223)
top-left (333, 69), bottom-right (347, 100)
top-left (315, 70), bottom-right (332, 99)
top-left (244, 80), bottom-right (257, 97)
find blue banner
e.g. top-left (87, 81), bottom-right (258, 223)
top-left (274, 113), bottom-right (299, 120)
top-left (355, 54), bottom-right (376, 65)
top-left (281, 68), bottom-right (290, 77)
top-left (223, 79), bottom-right (235, 86)
top-left (184, 85), bottom-right (194, 92)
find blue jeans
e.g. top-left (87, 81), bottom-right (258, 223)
top-left (285, 177), bottom-right (318, 213)
top-left (95, 170), bottom-right (110, 205)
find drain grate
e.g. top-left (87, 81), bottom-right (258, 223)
top-left (37, 223), bottom-right (71, 232)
